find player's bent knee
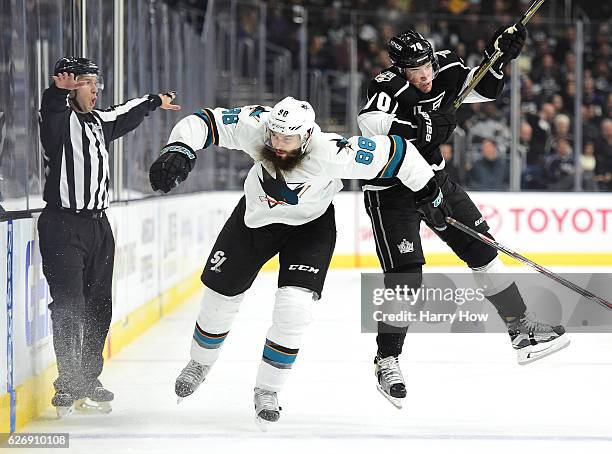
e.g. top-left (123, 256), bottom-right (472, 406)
top-left (198, 286), bottom-right (245, 325)
top-left (461, 233), bottom-right (498, 269)
top-left (272, 286), bottom-right (314, 334)
top-left (471, 256), bottom-right (512, 296)
top-left (384, 265), bottom-right (423, 290)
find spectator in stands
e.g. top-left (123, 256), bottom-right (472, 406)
top-left (526, 102), bottom-right (554, 161)
top-left (593, 59), bottom-right (610, 93)
top-left (550, 94), bottom-right (566, 116)
top-left (562, 74), bottom-right (576, 112)
top-left (521, 77), bottom-right (539, 114)
top-left (267, 3), bottom-right (294, 49)
top-left (375, 0), bottom-right (409, 31)
top-left (519, 121), bottom-right (532, 160)
top-left (378, 23), bottom-right (395, 45)
top-left (466, 37), bottom-right (486, 68)
top-left (531, 53), bottom-right (560, 100)
top-left (545, 138), bottom-right (575, 190)
top-left (580, 141), bottom-right (598, 191)
top-left (546, 113), bottom-right (572, 153)
top-left (440, 143), bottom-right (463, 185)
top-left (308, 35), bottom-right (335, 71)
top-left (582, 104), bottom-right (601, 143)
top-left (553, 25), bottom-right (576, 62)
top-left (559, 52), bottom-right (576, 85)
top-left (467, 139), bottom-right (507, 191)
top-left (584, 72), bottom-right (605, 108)
top-left (469, 103), bottom-right (511, 152)
top-left (238, 6), bottom-right (258, 41)
top-left (520, 120), bottom-right (548, 189)
top-left (595, 118), bottom-right (612, 190)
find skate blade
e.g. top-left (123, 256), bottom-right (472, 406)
top-left (176, 395), bottom-right (193, 405)
top-left (55, 405), bottom-right (74, 419)
top-left (175, 389), bottom-right (197, 405)
top-left (74, 398), bottom-right (112, 414)
top-left (255, 415), bottom-right (275, 432)
top-left (376, 384), bottom-right (403, 409)
top-left (175, 379), bottom-right (204, 405)
top-left (518, 336), bottom-right (571, 365)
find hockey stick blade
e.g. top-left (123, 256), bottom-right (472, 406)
top-left (445, 216), bottom-right (612, 310)
top-left (451, 0), bottom-right (548, 110)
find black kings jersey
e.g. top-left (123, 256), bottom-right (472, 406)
top-left (358, 50), bottom-right (504, 169)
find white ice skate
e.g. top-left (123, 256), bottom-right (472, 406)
top-left (374, 355), bottom-right (406, 409)
top-left (253, 387), bottom-right (281, 432)
top-left (74, 398), bottom-right (112, 414)
top-left (52, 392), bottom-right (75, 419)
top-left (74, 382), bottom-right (114, 414)
top-left (507, 313), bottom-right (570, 365)
top-left (175, 359), bottom-right (210, 403)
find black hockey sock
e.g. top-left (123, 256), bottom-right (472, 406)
top-left (486, 282), bottom-right (527, 319)
top-left (376, 326), bottom-right (408, 358)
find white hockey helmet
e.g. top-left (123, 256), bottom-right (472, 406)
top-left (265, 96), bottom-right (316, 153)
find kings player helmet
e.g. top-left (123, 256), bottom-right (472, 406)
top-left (387, 30), bottom-right (440, 77)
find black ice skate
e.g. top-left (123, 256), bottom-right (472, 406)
top-left (75, 380), bottom-right (113, 414)
top-left (374, 355), bottom-right (406, 409)
top-left (506, 313), bottom-right (570, 365)
top-left (52, 391), bottom-right (76, 418)
top-left (253, 387), bottom-right (281, 432)
top-left (175, 359), bottom-right (210, 403)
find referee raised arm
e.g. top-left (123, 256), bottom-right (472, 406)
top-left (37, 56), bottom-right (180, 417)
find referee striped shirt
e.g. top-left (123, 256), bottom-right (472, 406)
top-left (39, 83), bottom-right (161, 210)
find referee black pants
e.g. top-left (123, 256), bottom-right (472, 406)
top-left (38, 206), bottom-right (114, 397)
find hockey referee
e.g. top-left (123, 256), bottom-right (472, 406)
top-left (38, 56), bottom-right (180, 417)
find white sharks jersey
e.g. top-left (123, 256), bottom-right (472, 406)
top-left (167, 105), bottom-right (434, 228)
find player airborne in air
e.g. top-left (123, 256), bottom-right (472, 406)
top-left (358, 26), bottom-right (569, 408)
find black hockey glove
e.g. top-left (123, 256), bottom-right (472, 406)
top-left (485, 23), bottom-right (527, 66)
top-left (414, 177), bottom-right (452, 231)
top-left (149, 142), bottom-right (196, 193)
top-left (413, 110), bottom-right (457, 153)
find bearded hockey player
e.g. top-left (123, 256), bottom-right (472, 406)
top-left (149, 96), bottom-right (446, 428)
top-left (358, 27), bottom-right (569, 408)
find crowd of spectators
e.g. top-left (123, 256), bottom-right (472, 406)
top-left (220, 0), bottom-right (611, 191)
top-left (160, 0), bottom-right (611, 190)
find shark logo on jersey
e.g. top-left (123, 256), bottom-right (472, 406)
top-left (332, 138), bottom-right (352, 154)
top-left (249, 106), bottom-right (269, 121)
top-left (258, 165), bottom-right (309, 208)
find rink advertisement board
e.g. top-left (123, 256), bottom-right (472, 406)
top-left (1, 221), bottom-right (7, 397)
top-left (0, 190), bottom-right (610, 430)
top-left (345, 191), bottom-right (612, 260)
top-left (0, 191), bottom-right (245, 430)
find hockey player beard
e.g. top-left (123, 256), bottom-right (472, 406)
top-left (257, 143), bottom-right (307, 172)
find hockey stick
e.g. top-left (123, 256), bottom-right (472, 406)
top-left (451, 0), bottom-right (547, 110)
top-left (445, 216), bottom-right (612, 310)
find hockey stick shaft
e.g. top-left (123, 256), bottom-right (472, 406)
top-left (445, 216), bottom-right (612, 310)
top-left (451, 0), bottom-right (547, 110)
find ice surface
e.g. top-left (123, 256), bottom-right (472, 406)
top-left (24, 268), bottom-right (612, 453)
